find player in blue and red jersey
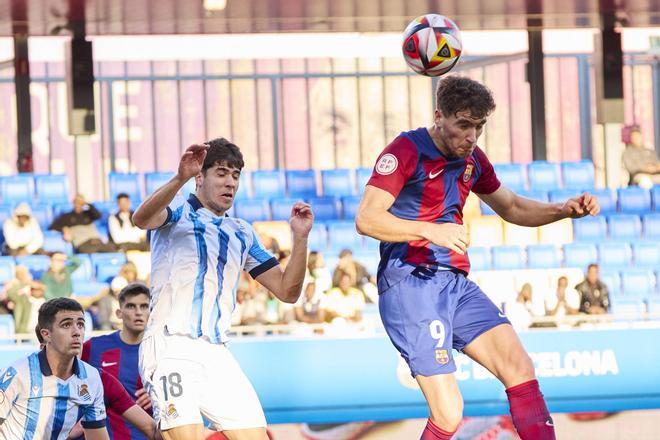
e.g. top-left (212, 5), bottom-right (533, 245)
top-left (82, 283), bottom-right (153, 440)
top-left (356, 76), bottom-right (600, 440)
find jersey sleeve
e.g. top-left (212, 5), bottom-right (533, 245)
top-left (472, 147), bottom-right (501, 195)
top-left (100, 370), bottom-right (135, 415)
top-left (0, 366), bottom-right (21, 421)
top-left (81, 340), bottom-right (92, 363)
top-left (366, 136), bottom-right (419, 198)
top-left (157, 198), bottom-right (186, 229)
top-left (243, 225), bottom-right (279, 278)
top-left (80, 369), bottom-right (107, 429)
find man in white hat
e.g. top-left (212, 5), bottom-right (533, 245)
top-left (2, 202), bottom-right (44, 256)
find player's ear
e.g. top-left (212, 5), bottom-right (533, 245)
top-left (115, 308), bottom-right (122, 320)
top-left (40, 327), bottom-right (50, 343)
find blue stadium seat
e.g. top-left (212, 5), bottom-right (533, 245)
top-left (622, 269), bottom-right (656, 297)
top-left (0, 204), bottom-right (12, 227)
top-left (479, 200), bottom-right (497, 216)
top-left (235, 172), bottom-right (250, 200)
top-left (652, 186), bottom-right (660, 211)
top-left (251, 170), bottom-right (285, 200)
top-left (0, 315), bottom-right (15, 344)
top-left (308, 197), bottom-right (341, 221)
top-left (363, 236), bottom-right (380, 251)
top-left (93, 201), bottom-right (116, 227)
top-left (0, 175), bottom-right (34, 204)
top-left (356, 168), bottom-right (372, 194)
top-left (549, 189), bottom-right (581, 203)
top-left (327, 221), bottom-right (363, 252)
top-left (270, 198), bottom-right (299, 221)
top-left (518, 190), bottom-right (549, 203)
top-left (608, 214), bottom-right (642, 241)
top-left (234, 199), bottom-right (270, 223)
top-left (527, 244), bottom-right (561, 269)
top-left (633, 242), bottom-right (660, 269)
top-left (15, 255), bottom-right (51, 279)
top-left (72, 281), bottom-right (108, 298)
top-left (644, 214), bottom-right (660, 241)
top-left (0, 257), bottom-right (15, 284)
top-left (493, 164), bottom-right (527, 191)
top-left (561, 161), bottom-right (595, 190)
top-left (600, 271), bottom-right (621, 296)
top-left (572, 216), bottom-right (607, 242)
top-left (648, 297), bottom-right (660, 315)
top-left (286, 170), bottom-right (317, 198)
top-left (70, 255), bottom-right (93, 282)
top-left (321, 169), bottom-right (354, 197)
top-left (35, 174), bottom-right (69, 204)
top-left (144, 172), bottom-right (175, 195)
top-left (527, 161), bottom-right (561, 191)
top-left (591, 189), bottom-right (617, 214)
top-left (42, 231), bottom-right (72, 255)
top-left (108, 172), bottom-right (141, 202)
top-left (491, 245), bottom-right (524, 270)
top-left (96, 261), bottom-right (124, 283)
top-left (610, 298), bottom-right (645, 315)
top-left (89, 253), bottom-right (126, 271)
top-left (617, 186), bottom-right (651, 214)
top-left (341, 196), bottom-right (361, 219)
top-left (96, 223), bottom-right (110, 243)
top-left (598, 242), bottom-right (632, 269)
top-left (563, 243), bottom-right (598, 269)
top-left (52, 202), bottom-right (73, 218)
top-left (30, 204), bottom-right (53, 229)
top-left (468, 247), bottom-right (491, 271)
top-left (352, 250), bottom-right (379, 276)
top-left (307, 224), bottom-right (328, 252)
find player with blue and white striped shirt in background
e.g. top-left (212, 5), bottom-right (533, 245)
top-left (133, 138), bottom-right (314, 440)
top-left (0, 298), bottom-right (109, 440)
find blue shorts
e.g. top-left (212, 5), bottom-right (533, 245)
top-left (379, 267), bottom-right (510, 377)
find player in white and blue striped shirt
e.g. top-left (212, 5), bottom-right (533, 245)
top-left (133, 138), bottom-right (313, 440)
top-left (0, 298), bottom-right (109, 440)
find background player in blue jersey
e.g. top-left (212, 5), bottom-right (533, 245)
top-left (0, 298), bottom-right (109, 440)
top-left (82, 283), bottom-right (153, 439)
top-left (133, 138), bottom-right (313, 440)
top-left (356, 76), bottom-right (599, 440)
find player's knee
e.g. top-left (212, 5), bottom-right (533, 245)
top-left (429, 398), bottom-right (464, 432)
top-left (509, 352), bottom-right (536, 384)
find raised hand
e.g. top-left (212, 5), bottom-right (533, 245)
top-left (289, 202), bottom-right (314, 238)
top-left (562, 192), bottom-right (600, 218)
top-left (425, 223), bottom-right (469, 255)
top-left (177, 144), bottom-right (209, 181)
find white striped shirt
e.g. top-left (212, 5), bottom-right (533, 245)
top-left (0, 350), bottom-right (106, 440)
top-left (146, 194), bottom-right (278, 343)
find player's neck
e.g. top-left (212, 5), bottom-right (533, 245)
top-left (45, 347), bottom-right (75, 380)
top-left (195, 192), bottom-right (227, 217)
top-left (426, 125), bottom-right (453, 157)
top-left (119, 328), bottom-right (143, 345)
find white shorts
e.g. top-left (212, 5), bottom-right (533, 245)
top-left (139, 329), bottom-right (267, 431)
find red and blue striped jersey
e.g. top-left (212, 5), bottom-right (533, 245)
top-left (82, 331), bottom-right (149, 440)
top-left (367, 128), bottom-right (500, 288)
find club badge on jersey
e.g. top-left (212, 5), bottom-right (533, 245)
top-left (463, 164), bottom-right (474, 182)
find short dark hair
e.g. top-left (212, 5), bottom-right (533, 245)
top-left (339, 249), bottom-right (353, 258)
top-left (118, 283), bottom-right (150, 306)
top-left (35, 325), bottom-right (44, 344)
top-left (587, 263), bottom-right (599, 271)
top-left (435, 76), bottom-right (496, 120)
top-left (38, 298), bottom-right (83, 331)
top-left (202, 138), bottom-right (245, 173)
top-left (116, 192), bottom-right (130, 201)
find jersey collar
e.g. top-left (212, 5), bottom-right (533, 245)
top-left (38, 348), bottom-right (82, 377)
top-left (187, 193), bottom-right (229, 217)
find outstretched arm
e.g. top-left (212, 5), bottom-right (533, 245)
top-left (132, 144), bottom-right (208, 230)
top-left (255, 202), bottom-right (314, 303)
top-left (478, 186), bottom-right (600, 227)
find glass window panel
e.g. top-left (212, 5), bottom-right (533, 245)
top-left (332, 58), bottom-right (360, 169)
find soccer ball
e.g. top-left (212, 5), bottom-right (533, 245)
top-left (402, 14), bottom-right (462, 77)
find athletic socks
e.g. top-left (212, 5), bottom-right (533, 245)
top-left (506, 379), bottom-right (556, 440)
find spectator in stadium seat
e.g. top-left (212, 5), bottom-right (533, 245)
top-left (323, 273), bottom-right (366, 323)
top-left (50, 193), bottom-right (117, 254)
top-left (504, 283), bottom-right (537, 331)
top-left (332, 249), bottom-right (374, 290)
top-left (305, 251), bottom-right (332, 296)
top-left (575, 264), bottom-right (610, 315)
top-left (260, 233), bottom-right (281, 255)
top-left (109, 193), bottom-right (149, 251)
top-left (2, 202), bottom-right (44, 256)
top-left (41, 252), bottom-right (81, 300)
top-left (622, 125), bottom-right (660, 189)
top-left (295, 281), bottom-right (326, 324)
top-left (1, 265), bottom-right (46, 333)
top-left (545, 276), bottom-right (579, 318)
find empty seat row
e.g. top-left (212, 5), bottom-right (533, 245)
top-left (234, 197), bottom-right (361, 222)
top-left (468, 242), bottom-right (660, 272)
top-left (573, 214), bottom-right (660, 241)
top-left (495, 160), bottom-right (595, 192)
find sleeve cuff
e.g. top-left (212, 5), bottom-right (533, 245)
top-left (81, 419), bottom-right (106, 429)
top-left (249, 257), bottom-right (279, 279)
top-left (158, 207), bottom-right (173, 228)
